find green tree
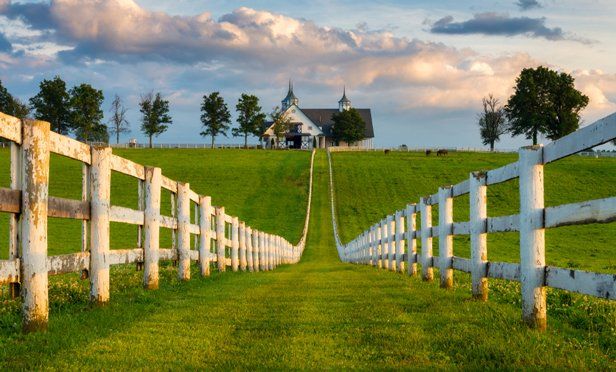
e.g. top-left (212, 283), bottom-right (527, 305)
top-left (140, 92), bottom-right (172, 148)
top-left (200, 92), bottom-right (231, 148)
top-left (478, 94), bottom-right (508, 151)
top-left (29, 76), bottom-right (71, 134)
top-left (232, 94), bottom-right (266, 148)
top-left (331, 108), bottom-right (365, 146)
top-left (108, 94), bottom-right (130, 144)
top-left (269, 106), bottom-right (292, 149)
top-left (0, 80), bottom-right (29, 119)
top-left (546, 73), bottom-right (589, 140)
top-left (69, 83), bottom-right (107, 143)
top-left (505, 66), bottom-right (588, 145)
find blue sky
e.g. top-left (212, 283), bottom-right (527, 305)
top-left (0, 0), bottom-right (614, 148)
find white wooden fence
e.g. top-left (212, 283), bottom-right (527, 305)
top-left (329, 112), bottom-right (616, 330)
top-left (0, 112), bottom-right (315, 332)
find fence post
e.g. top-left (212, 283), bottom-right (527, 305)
top-left (395, 211), bottom-right (405, 273)
top-left (20, 120), bottom-right (50, 332)
top-left (198, 196), bottom-right (212, 277)
top-left (246, 227), bottom-right (253, 272)
top-left (268, 234), bottom-right (274, 270)
top-left (377, 222), bottom-right (384, 269)
top-left (406, 204), bottom-right (417, 276)
top-left (231, 217), bottom-right (239, 272)
top-left (144, 166), bottom-right (162, 289)
top-left (519, 145), bottom-right (547, 330)
top-left (470, 172), bottom-right (488, 300)
top-left (259, 231), bottom-right (266, 271)
top-left (216, 207), bottom-right (226, 272)
top-left (239, 221), bottom-right (246, 271)
top-left (439, 186), bottom-right (453, 289)
top-left (388, 215), bottom-right (396, 271)
top-left (9, 142), bottom-right (22, 298)
top-left (379, 220), bottom-right (386, 269)
top-left (253, 230), bottom-right (260, 272)
top-left (90, 146), bottom-right (111, 304)
top-left (420, 197), bottom-right (433, 281)
top-left (177, 182), bottom-right (191, 281)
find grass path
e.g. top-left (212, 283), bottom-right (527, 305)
top-left (0, 151), bottom-right (613, 369)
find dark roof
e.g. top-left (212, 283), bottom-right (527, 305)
top-left (301, 108), bottom-right (374, 138)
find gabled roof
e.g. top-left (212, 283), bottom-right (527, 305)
top-left (301, 108), bottom-right (374, 138)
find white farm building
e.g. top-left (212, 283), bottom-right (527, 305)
top-left (262, 82), bottom-right (374, 149)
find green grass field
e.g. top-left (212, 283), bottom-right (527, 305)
top-left (332, 150), bottom-right (616, 273)
top-left (0, 148), bottom-right (311, 256)
top-left (0, 149), bottom-right (614, 368)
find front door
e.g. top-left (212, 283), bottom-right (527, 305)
top-left (293, 136), bottom-right (302, 149)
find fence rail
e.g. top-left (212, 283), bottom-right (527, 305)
top-left (0, 112), bottom-right (315, 332)
top-left (328, 112), bottom-right (616, 330)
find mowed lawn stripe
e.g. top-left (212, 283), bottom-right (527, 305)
top-left (0, 151), bottom-right (613, 369)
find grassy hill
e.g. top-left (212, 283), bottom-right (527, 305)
top-left (0, 149), bottom-right (614, 368)
top-left (331, 150), bottom-right (616, 273)
top-left (0, 148), bottom-right (311, 257)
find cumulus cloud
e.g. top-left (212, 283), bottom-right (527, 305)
top-left (0, 0), bottom-right (611, 147)
top-left (516, 0), bottom-right (542, 11)
top-left (0, 31), bottom-right (11, 52)
top-left (429, 13), bottom-right (588, 43)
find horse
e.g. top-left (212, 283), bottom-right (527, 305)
top-left (437, 149), bottom-right (448, 156)
top-left (425, 149), bottom-right (432, 156)
top-left (384, 149), bottom-right (391, 155)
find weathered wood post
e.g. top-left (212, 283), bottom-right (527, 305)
top-left (253, 230), bottom-right (260, 272)
top-left (82, 164), bottom-right (90, 254)
top-left (177, 182), bottom-right (191, 281)
top-left (371, 225), bottom-right (377, 267)
top-left (20, 120), bottom-right (50, 332)
top-left (144, 166), bottom-right (162, 288)
top-left (388, 215), bottom-right (396, 271)
top-left (9, 141), bottom-right (22, 298)
top-left (470, 172), bottom-right (488, 300)
top-left (406, 204), bottom-right (417, 276)
top-left (439, 186), bottom-right (454, 289)
top-left (239, 221), bottom-right (247, 271)
top-left (268, 234), bottom-right (274, 270)
top-left (231, 217), bottom-right (239, 272)
top-left (216, 207), bottom-right (226, 272)
top-left (420, 197), bottom-right (433, 281)
top-left (395, 210), bottom-right (405, 273)
top-left (519, 145), bottom-right (547, 330)
top-left (259, 231), bottom-right (266, 271)
top-left (198, 196), bottom-right (212, 277)
top-left (377, 222), bottom-right (384, 269)
top-left (246, 227), bottom-right (253, 271)
top-left (90, 146), bottom-right (111, 305)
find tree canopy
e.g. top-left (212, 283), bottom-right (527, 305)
top-left (331, 108), bottom-right (365, 145)
top-left (505, 66), bottom-right (588, 145)
top-left (269, 106), bottom-right (292, 148)
top-left (69, 83), bottom-right (107, 143)
top-left (140, 92), bottom-right (172, 148)
top-left (478, 94), bottom-right (508, 151)
top-left (108, 94), bottom-right (130, 144)
top-left (233, 93), bottom-right (266, 147)
top-left (0, 80), bottom-right (29, 119)
top-left (29, 76), bottom-right (71, 134)
top-left (200, 92), bottom-right (231, 148)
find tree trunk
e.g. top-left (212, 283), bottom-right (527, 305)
top-left (149, 135), bottom-right (152, 148)
top-left (116, 130), bottom-right (120, 145)
top-left (244, 134), bottom-right (248, 149)
top-left (211, 136), bottom-right (215, 149)
top-left (490, 142), bottom-right (495, 151)
top-left (532, 129), bottom-right (538, 145)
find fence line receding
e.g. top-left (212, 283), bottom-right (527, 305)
top-left (0, 112), bottom-right (315, 332)
top-left (329, 112), bottom-right (616, 330)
